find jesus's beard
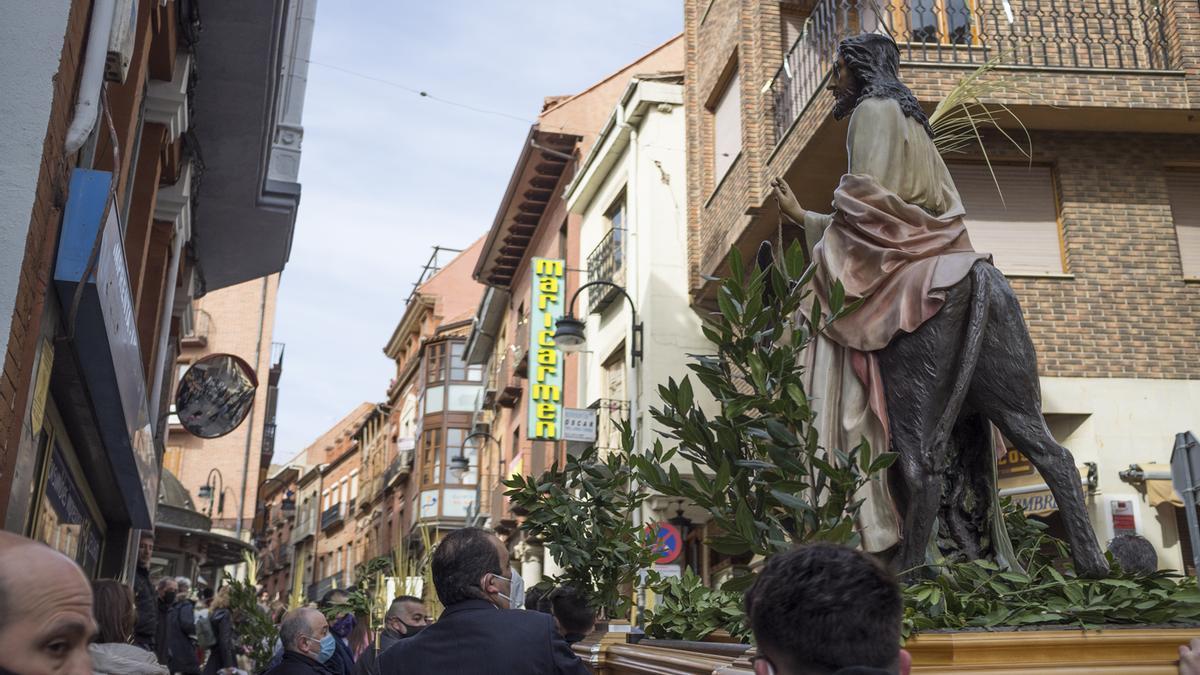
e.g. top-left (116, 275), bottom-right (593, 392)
top-left (832, 86), bottom-right (862, 120)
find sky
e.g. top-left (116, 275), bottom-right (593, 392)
top-left (273, 3), bottom-right (683, 461)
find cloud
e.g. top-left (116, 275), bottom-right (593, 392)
top-left (272, 2), bottom-right (681, 456)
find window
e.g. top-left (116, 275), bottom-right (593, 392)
top-left (711, 67), bottom-right (742, 182)
top-left (949, 163), bottom-right (1064, 276)
top-left (421, 428), bottom-right (442, 485)
top-left (424, 386), bottom-right (444, 414)
top-left (449, 341), bottom-right (480, 382)
top-left (894, 0), bottom-right (975, 45)
top-left (607, 196), bottom-right (626, 273)
top-left (426, 343), bottom-right (446, 384)
top-left (447, 385), bottom-right (482, 412)
top-left (350, 472), bottom-right (358, 501)
top-left (1167, 168), bottom-right (1200, 279)
top-left (780, 2), bottom-right (806, 51)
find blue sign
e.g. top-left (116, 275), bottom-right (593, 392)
top-left (53, 169), bottom-right (158, 529)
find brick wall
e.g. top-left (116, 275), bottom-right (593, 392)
top-left (0, 0), bottom-right (90, 518)
top-left (685, 0), bottom-right (1200, 381)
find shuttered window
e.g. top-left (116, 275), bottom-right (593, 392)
top-left (1166, 169), bottom-right (1200, 279)
top-left (712, 71), bottom-right (741, 182)
top-left (948, 163), bottom-right (1064, 276)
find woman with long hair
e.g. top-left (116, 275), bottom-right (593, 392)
top-left (201, 586), bottom-right (237, 675)
top-left (347, 611), bottom-right (372, 662)
top-left (89, 579), bottom-right (168, 675)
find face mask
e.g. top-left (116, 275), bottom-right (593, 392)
top-left (163, 591), bottom-right (177, 605)
top-left (331, 613), bottom-right (355, 639)
top-left (496, 570), bottom-right (525, 610)
top-left (398, 620), bottom-right (425, 638)
top-left (305, 633), bottom-right (336, 663)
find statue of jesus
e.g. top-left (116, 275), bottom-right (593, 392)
top-left (772, 33), bottom-right (1107, 578)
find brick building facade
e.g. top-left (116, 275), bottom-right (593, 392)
top-left (0, 0), bottom-right (313, 580)
top-left (685, 0), bottom-right (1200, 568)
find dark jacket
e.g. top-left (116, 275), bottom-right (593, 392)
top-left (328, 636), bottom-right (354, 675)
top-left (165, 599), bottom-right (200, 674)
top-left (352, 629), bottom-right (403, 675)
top-left (155, 599), bottom-right (171, 664)
top-left (263, 650), bottom-right (336, 675)
top-left (133, 566), bottom-right (158, 651)
top-left (377, 599), bottom-right (588, 675)
top-left (201, 608), bottom-right (236, 675)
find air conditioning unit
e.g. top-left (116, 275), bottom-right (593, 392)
top-left (106, 0), bottom-right (138, 83)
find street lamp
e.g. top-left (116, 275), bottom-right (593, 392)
top-left (553, 280), bottom-right (642, 362)
top-left (198, 469), bottom-right (224, 517)
top-left (451, 431), bottom-right (501, 524)
top-left (553, 279), bottom-right (649, 623)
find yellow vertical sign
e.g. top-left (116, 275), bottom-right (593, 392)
top-left (527, 258), bottom-right (564, 440)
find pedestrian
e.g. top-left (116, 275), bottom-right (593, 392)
top-left (0, 531), bottom-right (94, 675)
top-left (743, 543), bottom-right (911, 675)
top-left (156, 577), bottom-right (179, 665)
top-left (548, 585), bottom-right (595, 645)
top-left (134, 533), bottom-right (159, 653)
top-left (377, 527), bottom-right (587, 674)
top-left (90, 578), bottom-right (169, 675)
top-left (262, 608), bottom-right (337, 675)
top-left (352, 596), bottom-right (431, 675)
top-left (271, 600), bottom-right (289, 625)
top-left (318, 590), bottom-right (356, 675)
top-left (165, 578), bottom-right (201, 674)
top-left (201, 586), bottom-right (239, 675)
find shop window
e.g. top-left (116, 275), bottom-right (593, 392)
top-left (710, 63), bottom-right (742, 183)
top-left (950, 163), bottom-right (1064, 276)
top-left (1166, 168), bottom-right (1200, 279)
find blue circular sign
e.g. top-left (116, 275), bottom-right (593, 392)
top-left (647, 522), bottom-right (683, 564)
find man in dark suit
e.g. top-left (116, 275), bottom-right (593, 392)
top-left (378, 527), bottom-right (588, 675)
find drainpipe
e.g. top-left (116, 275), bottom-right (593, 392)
top-left (236, 276), bottom-right (270, 538)
top-left (618, 97), bottom-right (648, 625)
top-left (65, 0), bottom-right (116, 154)
top-left (148, 224), bottom-right (185, 424)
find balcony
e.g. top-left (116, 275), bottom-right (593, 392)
top-left (272, 498), bottom-right (295, 526)
top-left (320, 503), bottom-right (344, 531)
top-left (308, 572), bottom-right (344, 602)
top-left (769, 0), bottom-right (1174, 143)
top-left (586, 228), bottom-right (625, 313)
top-left (181, 308), bottom-right (211, 348)
top-left (269, 342), bottom-right (286, 385)
top-left (590, 398), bottom-right (631, 451)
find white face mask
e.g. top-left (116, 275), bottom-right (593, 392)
top-left (495, 570), bottom-right (525, 610)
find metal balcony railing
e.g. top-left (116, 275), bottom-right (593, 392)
top-left (586, 228), bottom-right (626, 313)
top-left (770, 0), bottom-right (1173, 143)
top-left (309, 572), bottom-right (344, 602)
top-left (261, 422), bottom-right (277, 458)
top-left (320, 503), bottom-right (344, 531)
top-left (590, 398), bottom-right (631, 451)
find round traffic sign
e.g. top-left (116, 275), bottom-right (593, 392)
top-left (646, 521), bottom-right (683, 564)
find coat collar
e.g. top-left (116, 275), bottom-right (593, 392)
top-left (439, 598), bottom-right (500, 618)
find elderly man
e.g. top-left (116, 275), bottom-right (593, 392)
top-left (264, 607), bottom-right (337, 675)
top-left (0, 531), bottom-right (95, 675)
top-left (353, 596), bottom-right (430, 675)
top-left (155, 577), bottom-right (178, 664)
top-left (378, 527), bottom-right (586, 674)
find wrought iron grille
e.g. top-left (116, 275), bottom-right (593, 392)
top-left (586, 228), bottom-right (626, 314)
top-left (591, 398), bottom-right (631, 451)
top-left (771, 0), bottom-right (1173, 142)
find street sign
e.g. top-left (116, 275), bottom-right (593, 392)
top-left (1171, 431), bottom-right (1200, 586)
top-left (646, 521), bottom-right (683, 564)
top-left (561, 407), bottom-right (597, 443)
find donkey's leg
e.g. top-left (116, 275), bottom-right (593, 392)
top-left (969, 284), bottom-right (1108, 578)
top-left (879, 280), bottom-right (975, 579)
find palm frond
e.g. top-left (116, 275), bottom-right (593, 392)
top-left (931, 54), bottom-right (1035, 206)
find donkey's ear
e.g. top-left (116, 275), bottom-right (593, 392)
top-left (756, 240), bottom-right (774, 274)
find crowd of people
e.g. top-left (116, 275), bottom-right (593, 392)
top-left (4, 527), bottom-right (1200, 675)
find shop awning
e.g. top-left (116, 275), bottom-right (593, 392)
top-left (998, 465), bottom-right (1091, 517)
top-left (1141, 464), bottom-right (1184, 507)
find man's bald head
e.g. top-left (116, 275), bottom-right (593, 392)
top-left (0, 532), bottom-right (95, 674)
